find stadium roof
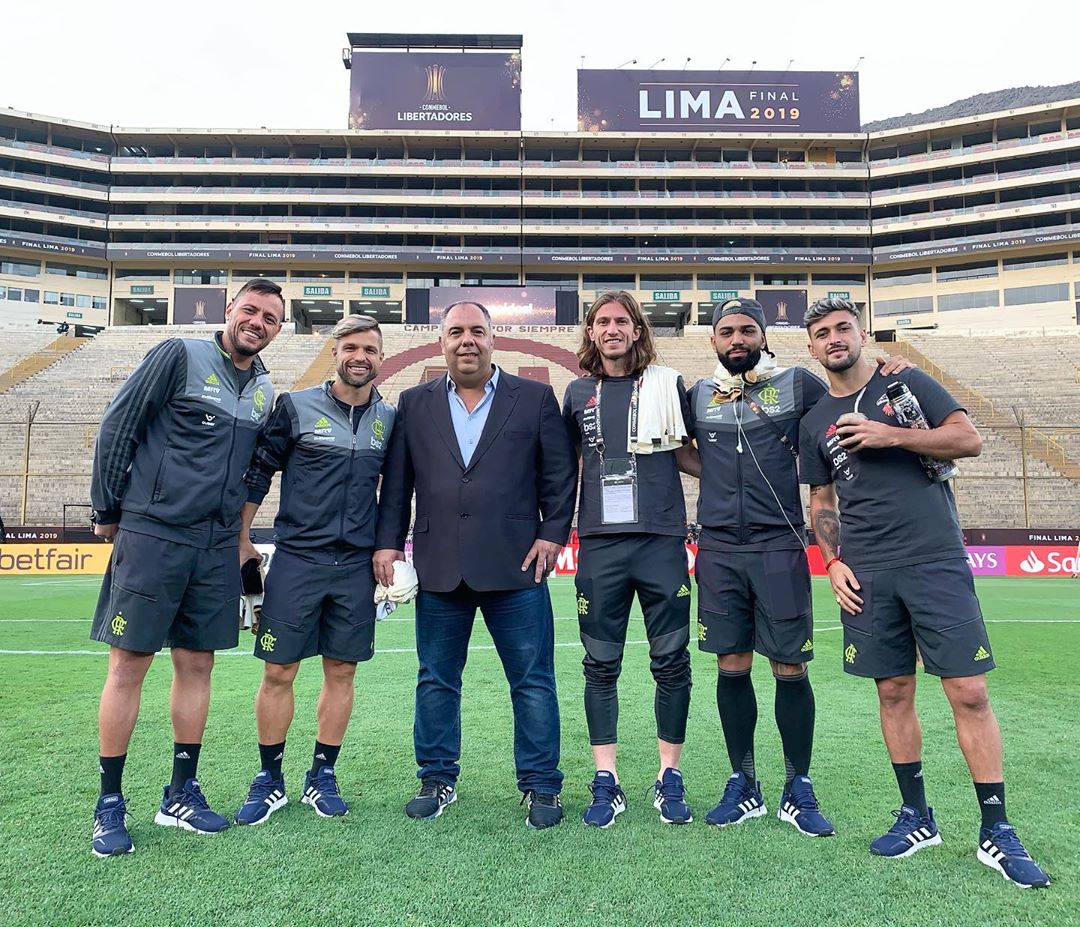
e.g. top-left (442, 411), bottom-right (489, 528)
top-left (345, 33), bottom-right (523, 50)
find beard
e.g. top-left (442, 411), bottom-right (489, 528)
top-left (338, 364), bottom-right (376, 388)
top-left (717, 347), bottom-right (761, 375)
top-left (822, 345), bottom-right (861, 372)
top-left (227, 322), bottom-right (266, 357)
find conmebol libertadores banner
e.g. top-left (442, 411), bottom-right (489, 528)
top-left (349, 52), bottom-right (521, 130)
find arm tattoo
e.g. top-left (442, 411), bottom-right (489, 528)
top-left (813, 509), bottom-right (841, 560)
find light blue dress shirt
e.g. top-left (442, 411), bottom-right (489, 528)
top-left (447, 365), bottom-right (500, 466)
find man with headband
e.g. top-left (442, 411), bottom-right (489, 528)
top-left (685, 297), bottom-right (908, 838)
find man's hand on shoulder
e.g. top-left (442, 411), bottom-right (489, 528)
top-left (875, 354), bottom-right (916, 376)
top-left (521, 539), bottom-right (562, 584)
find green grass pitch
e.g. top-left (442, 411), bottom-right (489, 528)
top-left (0, 574), bottom-right (1077, 927)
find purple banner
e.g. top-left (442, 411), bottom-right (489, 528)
top-left (755, 289), bottom-right (807, 329)
top-left (428, 287), bottom-right (556, 325)
top-left (965, 546), bottom-right (1007, 576)
top-left (349, 52), bottom-right (521, 130)
top-left (578, 69), bottom-right (859, 134)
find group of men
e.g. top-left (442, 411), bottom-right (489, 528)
top-left (87, 279), bottom-right (1048, 889)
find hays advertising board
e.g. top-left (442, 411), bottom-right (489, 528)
top-left (348, 52), bottom-right (521, 130)
top-left (578, 69), bottom-right (859, 134)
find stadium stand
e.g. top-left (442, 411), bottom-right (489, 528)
top-left (2, 325), bottom-right (1076, 530)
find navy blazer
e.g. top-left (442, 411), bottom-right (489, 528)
top-left (375, 369), bottom-right (577, 593)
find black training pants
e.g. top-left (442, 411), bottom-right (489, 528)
top-left (574, 533), bottom-right (692, 745)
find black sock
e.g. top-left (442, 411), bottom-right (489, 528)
top-left (170, 742), bottom-right (202, 796)
top-left (774, 670), bottom-right (815, 787)
top-left (259, 741), bottom-right (286, 780)
top-left (312, 740), bottom-right (341, 774)
top-left (716, 669), bottom-right (757, 780)
top-left (99, 754), bottom-right (126, 797)
top-left (975, 781), bottom-right (1007, 829)
top-left (892, 761), bottom-right (929, 816)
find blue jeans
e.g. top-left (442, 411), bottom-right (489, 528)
top-left (413, 582), bottom-right (563, 794)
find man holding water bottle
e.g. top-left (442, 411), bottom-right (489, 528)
top-left (798, 297), bottom-right (1049, 889)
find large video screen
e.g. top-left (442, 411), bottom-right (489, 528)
top-left (429, 287), bottom-right (556, 325)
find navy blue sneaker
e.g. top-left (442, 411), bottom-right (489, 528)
top-left (522, 790), bottom-right (563, 829)
top-left (582, 771), bottom-right (626, 828)
top-left (301, 766), bottom-right (349, 818)
top-left (92, 793), bottom-right (133, 858)
top-left (706, 772), bottom-right (767, 827)
top-left (777, 775), bottom-right (835, 837)
top-left (869, 805), bottom-right (941, 858)
top-left (235, 770), bottom-right (287, 825)
top-left (154, 778), bottom-right (230, 834)
top-left (405, 778), bottom-right (457, 820)
top-left (652, 767), bottom-right (693, 825)
top-left (978, 822), bottom-right (1050, 888)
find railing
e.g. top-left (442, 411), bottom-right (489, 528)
top-left (0, 139), bottom-right (111, 162)
top-left (872, 128), bottom-right (1080, 168)
top-left (2, 413), bottom-right (1075, 528)
top-left (110, 154), bottom-right (866, 172)
top-left (874, 191), bottom-right (1080, 228)
top-left (0, 199), bottom-right (109, 222)
top-left (873, 161), bottom-right (1080, 199)
top-left (107, 213), bottom-right (871, 228)
top-left (0, 168), bottom-right (109, 193)
top-left (111, 185), bottom-right (869, 201)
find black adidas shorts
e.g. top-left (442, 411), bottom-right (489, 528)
top-left (694, 547), bottom-right (814, 664)
top-left (253, 549), bottom-right (376, 665)
top-left (838, 558), bottom-right (995, 679)
top-left (90, 528), bottom-right (241, 653)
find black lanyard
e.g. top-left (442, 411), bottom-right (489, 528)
top-left (594, 377), bottom-right (640, 475)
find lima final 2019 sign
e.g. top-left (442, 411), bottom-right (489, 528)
top-left (578, 69), bottom-right (859, 134)
top-left (349, 52), bottom-right (521, 130)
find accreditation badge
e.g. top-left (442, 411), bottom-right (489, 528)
top-left (600, 457), bottom-right (638, 524)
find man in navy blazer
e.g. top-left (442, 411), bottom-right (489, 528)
top-left (375, 301), bottom-right (577, 829)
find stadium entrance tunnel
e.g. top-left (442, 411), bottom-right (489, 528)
top-left (291, 299), bottom-right (345, 332)
top-left (113, 297), bottom-right (167, 325)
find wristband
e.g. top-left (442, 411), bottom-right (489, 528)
top-left (825, 557), bottom-right (842, 571)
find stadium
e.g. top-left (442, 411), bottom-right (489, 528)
top-left (0, 32), bottom-right (1078, 927)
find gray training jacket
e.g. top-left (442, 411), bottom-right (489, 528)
top-left (244, 381), bottom-right (396, 560)
top-left (91, 334), bottom-right (274, 549)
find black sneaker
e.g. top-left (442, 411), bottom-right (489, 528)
top-left (522, 790), bottom-right (563, 829)
top-left (405, 778), bottom-right (457, 820)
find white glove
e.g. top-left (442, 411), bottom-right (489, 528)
top-left (374, 560), bottom-right (419, 620)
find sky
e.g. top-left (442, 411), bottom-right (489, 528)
top-left (2, 0), bottom-right (1076, 132)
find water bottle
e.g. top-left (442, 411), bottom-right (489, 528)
top-left (885, 382), bottom-right (959, 482)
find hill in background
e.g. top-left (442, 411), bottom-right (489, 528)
top-left (864, 81), bottom-right (1080, 131)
